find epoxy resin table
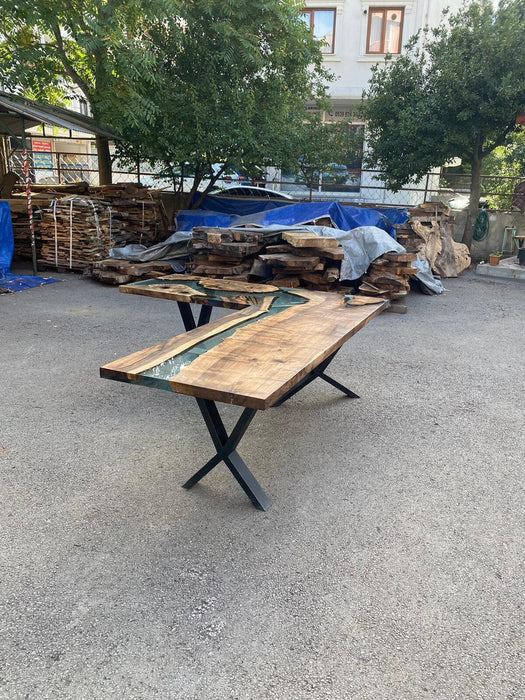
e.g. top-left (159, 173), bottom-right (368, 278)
top-left (101, 276), bottom-right (387, 510)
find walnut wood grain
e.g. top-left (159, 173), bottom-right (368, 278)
top-left (102, 282), bottom-right (386, 410)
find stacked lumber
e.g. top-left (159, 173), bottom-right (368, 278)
top-left (39, 196), bottom-right (114, 269)
top-left (6, 199), bottom-right (44, 259)
top-left (188, 226), bottom-right (345, 291)
top-left (87, 184), bottom-right (165, 246)
top-left (259, 230), bottom-right (344, 291)
top-left (360, 252), bottom-right (417, 300)
top-left (38, 185), bottom-right (164, 270)
top-left (395, 202), bottom-right (470, 277)
top-left (189, 226), bottom-right (280, 278)
top-left (91, 258), bottom-right (175, 285)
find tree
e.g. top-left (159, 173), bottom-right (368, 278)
top-left (112, 0), bottom-right (332, 205)
top-left (481, 128), bottom-right (525, 209)
top-left (362, 0), bottom-right (525, 248)
top-left (0, 0), bottom-right (167, 183)
top-left (285, 115), bottom-right (364, 198)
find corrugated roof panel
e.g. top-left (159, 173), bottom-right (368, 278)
top-left (0, 92), bottom-right (115, 137)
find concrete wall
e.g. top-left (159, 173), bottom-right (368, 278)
top-left (452, 209), bottom-right (525, 261)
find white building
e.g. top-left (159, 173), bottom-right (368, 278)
top-left (291, 0), bottom-right (464, 204)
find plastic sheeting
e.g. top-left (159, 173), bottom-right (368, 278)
top-left (176, 199), bottom-right (408, 237)
top-left (0, 201), bottom-right (59, 294)
top-left (109, 230), bottom-right (192, 263)
top-left (304, 225), bottom-right (406, 281)
top-left (411, 256), bottom-right (445, 294)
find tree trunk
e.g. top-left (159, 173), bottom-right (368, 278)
top-left (462, 149), bottom-right (483, 250)
top-left (95, 135), bottom-right (113, 185)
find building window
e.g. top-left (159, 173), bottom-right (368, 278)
top-left (301, 9), bottom-right (336, 54)
top-left (366, 7), bottom-right (404, 54)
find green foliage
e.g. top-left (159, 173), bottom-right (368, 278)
top-left (362, 0), bottom-right (525, 245)
top-left (284, 114), bottom-right (363, 190)
top-left (363, 0), bottom-right (525, 188)
top-left (113, 0), bottom-right (333, 201)
top-left (0, 0), bottom-right (166, 120)
top-left (481, 129), bottom-right (525, 208)
top-left (0, 0), bottom-right (335, 196)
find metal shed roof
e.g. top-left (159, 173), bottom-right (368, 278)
top-left (0, 91), bottom-right (115, 138)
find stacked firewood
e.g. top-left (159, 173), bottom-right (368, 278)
top-left (360, 252), bottom-right (417, 300)
top-left (187, 226), bottom-right (345, 291)
top-left (38, 185), bottom-right (164, 270)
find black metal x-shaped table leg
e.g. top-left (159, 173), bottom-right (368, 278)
top-left (176, 302), bottom-right (356, 509)
top-left (271, 348), bottom-right (359, 407)
top-left (182, 398), bottom-right (271, 511)
top-left (178, 301), bottom-right (213, 331)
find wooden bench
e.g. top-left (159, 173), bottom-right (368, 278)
top-left (100, 276), bottom-right (387, 510)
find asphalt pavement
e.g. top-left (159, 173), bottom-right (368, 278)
top-left (1, 264), bottom-right (524, 699)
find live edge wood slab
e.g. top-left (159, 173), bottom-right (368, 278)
top-left (101, 276), bottom-right (387, 411)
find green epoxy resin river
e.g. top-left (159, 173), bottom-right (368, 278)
top-left (136, 282), bottom-right (307, 388)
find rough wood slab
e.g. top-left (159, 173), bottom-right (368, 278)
top-left (258, 253), bottom-right (320, 270)
top-left (189, 260), bottom-right (251, 276)
top-left (282, 231), bottom-right (339, 248)
top-left (384, 252), bottom-right (417, 262)
top-left (265, 243), bottom-right (344, 260)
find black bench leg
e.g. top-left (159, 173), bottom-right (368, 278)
top-left (182, 399), bottom-right (270, 511)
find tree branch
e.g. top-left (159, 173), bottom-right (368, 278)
top-left (51, 23), bottom-right (92, 100)
top-left (481, 123), bottom-right (517, 158)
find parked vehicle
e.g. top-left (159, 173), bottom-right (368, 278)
top-left (210, 184), bottom-right (294, 200)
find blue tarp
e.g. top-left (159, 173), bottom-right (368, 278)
top-left (177, 197), bottom-right (408, 237)
top-left (0, 201), bottom-right (59, 294)
top-left (0, 200), bottom-right (14, 272)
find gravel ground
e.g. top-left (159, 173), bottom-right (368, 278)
top-left (1, 265), bottom-right (524, 700)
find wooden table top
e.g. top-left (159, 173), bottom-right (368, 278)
top-left (100, 276), bottom-right (387, 410)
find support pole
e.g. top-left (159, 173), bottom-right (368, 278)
top-left (20, 116), bottom-right (37, 275)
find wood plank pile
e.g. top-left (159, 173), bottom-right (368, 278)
top-left (38, 184), bottom-right (164, 270)
top-left (91, 258), bottom-right (176, 285)
top-left (187, 226), bottom-right (346, 291)
top-left (394, 202), bottom-right (470, 277)
top-left (6, 199), bottom-right (44, 259)
top-left (360, 252), bottom-right (418, 300)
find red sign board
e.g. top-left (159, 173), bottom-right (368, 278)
top-left (32, 140), bottom-right (52, 152)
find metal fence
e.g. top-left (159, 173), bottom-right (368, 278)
top-left (8, 147), bottom-right (524, 210)
top-left (9, 149), bottom-right (170, 188)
